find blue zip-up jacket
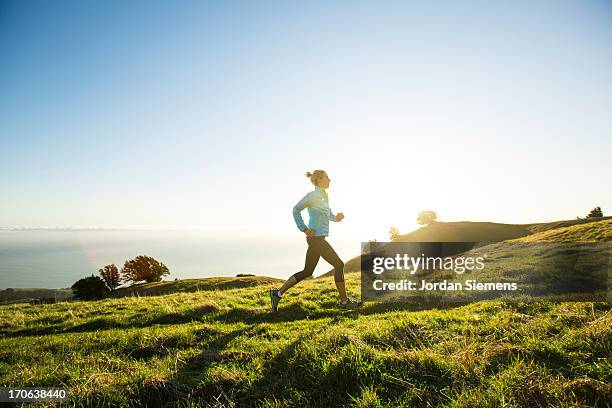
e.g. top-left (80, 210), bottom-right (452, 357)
top-left (292, 186), bottom-right (338, 236)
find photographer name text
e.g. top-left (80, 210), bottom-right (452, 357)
top-left (372, 279), bottom-right (518, 291)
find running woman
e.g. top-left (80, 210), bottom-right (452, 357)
top-left (270, 169), bottom-right (362, 311)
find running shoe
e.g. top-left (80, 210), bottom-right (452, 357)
top-left (338, 298), bottom-right (363, 310)
top-left (270, 288), bottom-right (282, 312)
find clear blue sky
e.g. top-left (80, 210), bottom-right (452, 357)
top-left (1, 0), bottom-right (611, 240)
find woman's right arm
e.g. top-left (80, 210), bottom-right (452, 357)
top-left (292, 192), bottom-right (313, 232)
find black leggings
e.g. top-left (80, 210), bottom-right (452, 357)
top-left (292, 236), bottom-right (345, 283)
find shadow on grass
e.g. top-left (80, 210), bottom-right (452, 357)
top-left (67, 328), bottom-right (249, 406)
top-left (212, 299), bottom-right (469, 325)
top-left (2, 298), bottom-right (469, 339)
top-left (0, 317), bottom-right (125, 337)
top-left (357, 301), bottom-right (468, 315)
top-left (174, 322), bottom-right (460, 406)
top-left (133, 327), bottom-right (250, 406)
top-left (122, 326), bottom-right (222, 361)
top-left (212, 302), bottom-right (340, 324)
top-left (1, 308), bottom-right (214, 338)
top-left (129, 327), bottom-right (326, 406)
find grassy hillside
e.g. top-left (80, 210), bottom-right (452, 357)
top-left (513, 219), bottom-right (612, 243)
top-left (0, 288), bottom-right (73, 305)
top-left (109, 276), bottom-right (282, 298)
top-left (395, 221), bottom-right (531, 242)
top-left (0, 277), bottom-right (280, 305)
top-left (325, 217), bottom-right (611, 277)
top-left (1, 273), bottom-right (610, 407)
top-left (525, 216), bottom-right (612, 235)
top-left (395, 217), bottom-right (612, 243)
top-left (364, 218), bottom-right (611, 303)
top-left (1, 219), bottom-right (610, 406)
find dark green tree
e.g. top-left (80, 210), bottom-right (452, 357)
top-left (71, 275), bottom-right (110, 300)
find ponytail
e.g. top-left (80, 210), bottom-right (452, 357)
top-left (305, 169), bottom-right (326, 185)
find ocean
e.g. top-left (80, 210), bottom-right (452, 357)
top-left (0, 230), bottom-right (358, 289)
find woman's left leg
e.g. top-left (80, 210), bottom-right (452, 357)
top-left (278, 237), bottom-right (321, 295)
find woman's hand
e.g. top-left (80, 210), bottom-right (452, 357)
top-left (336, 212), bottom-right (345, 221)
top-left (303, 228), bottom-right (315, 236)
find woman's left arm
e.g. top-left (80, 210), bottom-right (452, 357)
top-left (330, 208), bottom-right (345, 222)
top-left (329, 208), bottom-right (338, 222)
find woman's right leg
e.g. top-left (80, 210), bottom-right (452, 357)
top-left (278, 238), bottom-right (321, 295)
top-left (314, 238), bottom-right (348, 302)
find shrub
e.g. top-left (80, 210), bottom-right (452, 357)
top-left (71, 275), bottom-right (110, 300)
top-left (587, 206), bottom-right (603, 218)
top-left (99, 264), bottom-right (121, 290)
top-left (121, 255), bottom-right (169, 284)
top-left (389, 226), bottom-right (399, 241)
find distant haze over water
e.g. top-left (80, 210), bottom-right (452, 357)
top-left (0, 230), bottom-right (356, 288)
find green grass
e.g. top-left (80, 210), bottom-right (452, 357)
top-left (1, 219), bottom-right (610, 407)
top-left (513, 219), bottom-right (612, 243)
top-left (1, 274), bottom-right (610, 407)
